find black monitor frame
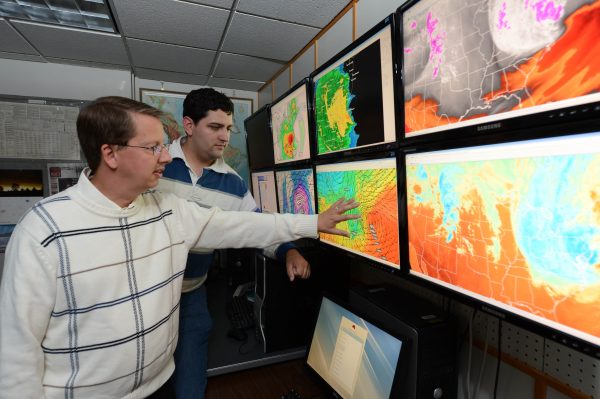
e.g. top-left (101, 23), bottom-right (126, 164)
top-left (314, 150), bottom-right (402, 274)
top-left (398, 116), bottom-right (600, 356)
top-left (304, 292), bottom-right (409, 399)
top-left (245, 104), bottom-right (275, 171)
top-left (309, 13), bottom-right (401, 161)
top-left (270, 77), bottom-right (314, 168)
top-left (396, 0), bottom-right (600, 148)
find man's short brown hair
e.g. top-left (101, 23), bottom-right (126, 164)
top-left (77, 96), bottom-right (164, 173)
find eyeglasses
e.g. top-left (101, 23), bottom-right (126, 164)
top-left (118, 143), bottom-right (169, 156)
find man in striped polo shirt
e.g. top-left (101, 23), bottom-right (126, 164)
top-left (157, 88), bottom-right (311, 399)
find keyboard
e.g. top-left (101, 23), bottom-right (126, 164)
top-left (227, 296), bottom-right (255, 330)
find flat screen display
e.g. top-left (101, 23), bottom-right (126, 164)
top-left (312, 20), bottom-right (397, 156)
top-left (245, 106), bottom-right (274, 170)
top-left (306, 295), bottom-right (403, 399)
top-left (270, 82), bottom-right (312, 164)
top-left (405, 131), bottom-right (600, 348)
top-left (401, 0), bottom-right (600, 137)
top-left (275, 168), bottom-right (316, 215)
top-left (251, 170), bottom-right (277, 213)
top-left (316, 157), bottom-right (400, 269)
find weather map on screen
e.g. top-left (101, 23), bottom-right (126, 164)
top-left (276, 168), bottom-right (315, 215)
top-left (251, 171), bottom-right (277, 213)
top-left (402, 0), bottom-right (600, 137)
top-left (271, 84), bottom-right (311, 164)
top-left (313, 24), bottom-right (396, 155)
top-left (405, 132), bottom-right (600, 347)
top-left (316, 158), bottom-right (399, 269)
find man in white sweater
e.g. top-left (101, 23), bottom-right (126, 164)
top-left (0, 96), bottom-right (358, 399)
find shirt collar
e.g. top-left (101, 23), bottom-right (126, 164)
top-left (169, 137), bottom-right (229, 175)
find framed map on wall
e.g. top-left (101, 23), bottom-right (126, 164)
top-left (140, 89), bottom-right (252, 185)
top-left (227, 97), bottom-right (253, 185)
top-left (140, 89), bottom-right (186, 142)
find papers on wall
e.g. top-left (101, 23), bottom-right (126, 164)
top-left (0, 100), bottom-right (81, 160)
top-left (47, 162), bottom-right (86, 195)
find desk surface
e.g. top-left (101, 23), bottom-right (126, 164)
top-left (206, 358), bottom-right (326, 399)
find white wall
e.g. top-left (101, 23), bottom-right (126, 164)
top-left (133, 77), bottom-right (258, 105)
top-left (0, 58), bottom-right (258, 106)
top-left (0, 58), bottom-right (131, 100)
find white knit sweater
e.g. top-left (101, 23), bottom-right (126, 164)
top-left (0, 171), bottom-right (317, 398)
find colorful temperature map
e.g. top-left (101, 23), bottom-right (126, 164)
top-left (317, 161), bottom-right (399, 268)
top-left (406, 140), bottom-right (600, 342)
top-left (314, 39), bottom-right (385, 155)
top-left (271, 85), bottom-right (311, 163)
top-left (276, 169), bottom-right (315, 215)
top-left (403, 0), bottom-right (600, 136)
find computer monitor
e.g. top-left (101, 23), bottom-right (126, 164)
top-left (275, 167), bottom-right (315, 215)
top-left (270, 79), bottom-right (312, 165)
top-left (400, 0), bottom-right (600, 139)
top-left (251, 170), bottom-right (278, 213)
top-left (306, 294), bottom-right (404, 399)
top-left (311, 14), bottom-right (398, 158)
top-left (0, 169), bottom-right (43, 197)
top-left (0, 169), bottom-right (44, 225)
top-left (245, 105), bottom-right (275, 170)
top-left (315, 156), bottom-right (400, 270)
top-left (404, 127), bottom-right (600, 353)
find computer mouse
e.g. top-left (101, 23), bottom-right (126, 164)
top-left (227, 327), bottom-right (248, 341)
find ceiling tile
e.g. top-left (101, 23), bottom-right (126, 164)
top-left (207, 77), bottom-right (264, 92)
top-left (45, 57), bottom-right (132, 71)
top-left (0, 18), bottom-right (38, 54)
top-left (134, 67), bottom-right (208, 86)
top-left (236, 0), bottom-right (350, 28)
top-left (213, 52), bottom-right (283, 82)
top-left (222, 12), bottom-right (319, 61)
top-left (11, 20), bottom-right (129, 65)
top-left (127, 39), bottom-right (215, 76)
top-left (185, 0), bottom-right (234, 8)
top-left (111, 0), bottom-right (228, 50)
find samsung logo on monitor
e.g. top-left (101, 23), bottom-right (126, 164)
top-left (477, 122), bottom-right (503, 132)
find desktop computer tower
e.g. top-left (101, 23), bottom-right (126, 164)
top-left (349, 284), bottom-right (457, 399)
top-left (254, 247), bottom-right (350, 354)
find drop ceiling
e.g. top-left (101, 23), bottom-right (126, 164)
top-left (0, 0), bottom-right (352, 91)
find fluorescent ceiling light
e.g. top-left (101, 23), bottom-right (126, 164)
top-left (0, 0), bottom-right (116, 32)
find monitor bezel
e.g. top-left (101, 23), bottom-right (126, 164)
top-left (309, 13), bottom-right (402, 161)
top-left (399, 117), bottom-right (600, 356)
top-left (395, 0), bottom-right (600, 147)
top-left (314, 150), bottom-right (403, 274)
top-left (304, 292), bottom-right (409, 399)
top-left (270, 77), bottom-right (314, 167)
top-left (244, 104), bottom-right (275, 171)
top-left (274, 164), bottom-right (316, 216)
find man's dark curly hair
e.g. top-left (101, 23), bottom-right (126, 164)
top-left (183, 88), bottom-right (234, 124)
